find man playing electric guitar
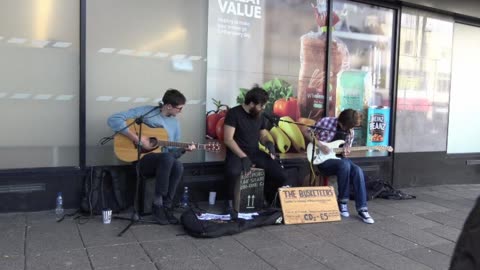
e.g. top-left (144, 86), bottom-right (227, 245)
top-left (107, 89), bottom-right (195, 225)
top-left (302, 109), bottom-right (374, 224)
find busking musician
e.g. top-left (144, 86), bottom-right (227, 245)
top-left (223, 85), bottom-right (289, 217)
top-left (302, 109), bottom-right (375, 224)
top-left (107, 89), bottom-right (196, 225)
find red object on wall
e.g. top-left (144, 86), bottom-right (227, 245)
top-left (273, 98), bottom-right (300, 120)
top-left (215, 117), bottom-right (225, 141)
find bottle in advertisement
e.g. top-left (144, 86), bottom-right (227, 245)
top-left (367, 106), bottom-right (390, 147)
top-left (297, 1), bottom-right (349, 120)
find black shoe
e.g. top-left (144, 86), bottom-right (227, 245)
top-left (164, 207), bottom-right (179, 225)
top-left (151, 204), bottom-right (169, 225)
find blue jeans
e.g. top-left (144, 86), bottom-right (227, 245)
top-left (317, 158), bottom-right (367, 211)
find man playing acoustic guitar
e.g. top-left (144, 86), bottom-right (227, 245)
top-left (303, 109), bottom-right (374, 224)
top-left (107, 89), bottom-right (195, 225)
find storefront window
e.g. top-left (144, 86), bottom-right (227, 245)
top-left (395, 10), bottom-right (453, 153)
top-left (86, 0), bottom-right (208, 165)
top-left (0, 0), bottom-right (79, 169)
top-left (448, 23), bottom-right (480, 154)
top-left (328, 0), bottom-right (395, 148)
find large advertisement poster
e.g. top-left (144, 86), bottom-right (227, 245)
top-left (206, 0), bottom-right (322, 155)
top-left (206, 0), bottom-right (394, 154)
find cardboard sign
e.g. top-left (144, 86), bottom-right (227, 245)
top-left (235, 168), bottom-right (264, 213)
top-left (278, 186), bottom-right (341, 224)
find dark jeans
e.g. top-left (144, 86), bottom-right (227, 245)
top-left (139, 152), bottom-right (183, 208)
top-left (317, 158), bottom-right (367, 211)
top-left (225, 150), bottom-right (287, 203)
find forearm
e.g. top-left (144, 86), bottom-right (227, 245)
top-left (224, 139), bottom-right (248, 158)
top-left (259, 134), bottom-right (273, 145)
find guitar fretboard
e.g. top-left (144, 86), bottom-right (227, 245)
top-left (332, 146), bottom-right (390, 153)
top-left (156, 141), bottom-right (207, 149)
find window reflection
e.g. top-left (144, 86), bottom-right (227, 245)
top-left (329, 0), bottom-right (395, 147)
top-left (396, 10), bottom-right (453, 153)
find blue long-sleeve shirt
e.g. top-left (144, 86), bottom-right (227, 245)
top-left (107, 105), bottom-right (182, 154)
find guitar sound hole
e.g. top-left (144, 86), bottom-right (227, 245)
top-left (149, 137), bottom-right (158, 147)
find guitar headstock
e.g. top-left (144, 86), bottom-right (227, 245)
top-left (205, 141), bottom-right (221, 152)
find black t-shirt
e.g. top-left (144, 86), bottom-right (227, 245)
top-left (224, 105), bottom-right (266, 155)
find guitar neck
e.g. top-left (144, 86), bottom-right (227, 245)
top-left (333, 146), bottom-right (381, 153)
top-left (157, 141), bottom-right (205, 149)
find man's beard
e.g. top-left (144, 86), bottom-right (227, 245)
top-left (248, 107), bottom-right (261, 118)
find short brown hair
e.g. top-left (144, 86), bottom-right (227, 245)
top-left (162, 89), bottom-right (186, 106)
top-left (338, 109), bottom-right (361, 130)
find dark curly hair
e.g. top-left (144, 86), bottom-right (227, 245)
top-left (244, 84), bottom-right (269, 105)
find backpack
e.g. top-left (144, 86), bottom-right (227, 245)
top-left (180, 207), bottom-right (283, 238)
top-left (80, 167), bottom-right (129, 215)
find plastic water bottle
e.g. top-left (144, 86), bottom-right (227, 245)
top-left (55, 192), bottom-right (64, 220)
top-left (180, 187), bottom-right (189, 208)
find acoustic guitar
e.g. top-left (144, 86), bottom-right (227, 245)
top-left (306, 140), bottom-right (393, 165)
top-left (114, 119), bottom-right (221, 162)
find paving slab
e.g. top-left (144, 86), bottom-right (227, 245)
top-left (0, 225), bottom-right (25, 256)
top-left (0, 254), bottom-right (24, 270)
top-left (424, 225), bottom-right (461, 242)
top-left (192, 236), bottom-right (249, 257)
top-left (255, 245), bottom-right (327, 270)
top-left (87, 243), bottom-right (151, 269)
top-left (26, 220), bottom-right (84, 254)
top-left (232, 228), bottom-right (286, 251)
top-left (96, 262), bottom-right (156, 270)
top-left (131, 224), bottom-right (185, 243)
top-left (0, 213), bottom-right (26, 228)
top-left (26, 248), bottom-right (91, 270)
top-left (210, 251), bottom-right (276, 270)
top-left (400, 247), bottom-right (451, 270)
top-left (142, 237), bottom-right (203, 261)
top-left (429, 242), bottom-right (456, 257)
top-left (321, 253), bottom-right (383, 270)
top-left (363, 252), bottom-right (433, 270)
top-left (155, 257), bottom-right (220, 270)
top-left (77, 219), bottom-right (137, 247)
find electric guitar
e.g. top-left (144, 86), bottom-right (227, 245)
top-left (114, 119), bottom-right (221, 162)
top-left (306, 140), bottom-right (393, 165)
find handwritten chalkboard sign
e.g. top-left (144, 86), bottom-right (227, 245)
top-left (278, 186), bottom-right (341, 224)
top-left (234, 168), bottom-right (264, 213)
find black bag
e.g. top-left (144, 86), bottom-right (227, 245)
top-left (350, 177), bottom-right (416, 201)
top-left (80, 167), bottom-right (129, 215)
top-left (180, 208), bottom-right (283, 238)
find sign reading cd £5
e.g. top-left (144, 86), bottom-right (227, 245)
top-left (278, 186), bottom-right (341, 225)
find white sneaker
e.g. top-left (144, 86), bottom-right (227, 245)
top-left (339, 203), bottom-right (349, 217)
top-left (358, 210), bottom-right (374, 224)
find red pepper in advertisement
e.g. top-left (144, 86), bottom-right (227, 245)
top-left (215, 117), bottom-right (225, 142)
top-left (273, 97), bottom-right (300, 120)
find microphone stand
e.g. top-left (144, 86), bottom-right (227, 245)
top-left (100, 105), bottom-right (161, 236)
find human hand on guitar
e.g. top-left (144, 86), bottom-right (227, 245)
top-left (342, 145), bottom-right (351, 156)
top-left (185, 142), bottom-right (196, 152)
top-left (137, 136), bottom-right (156, 151)
top-left (318, 143), bottom-right (331, 155)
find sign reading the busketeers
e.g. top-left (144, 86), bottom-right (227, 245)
top-left (278, 186), bottom-right (341, 225)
